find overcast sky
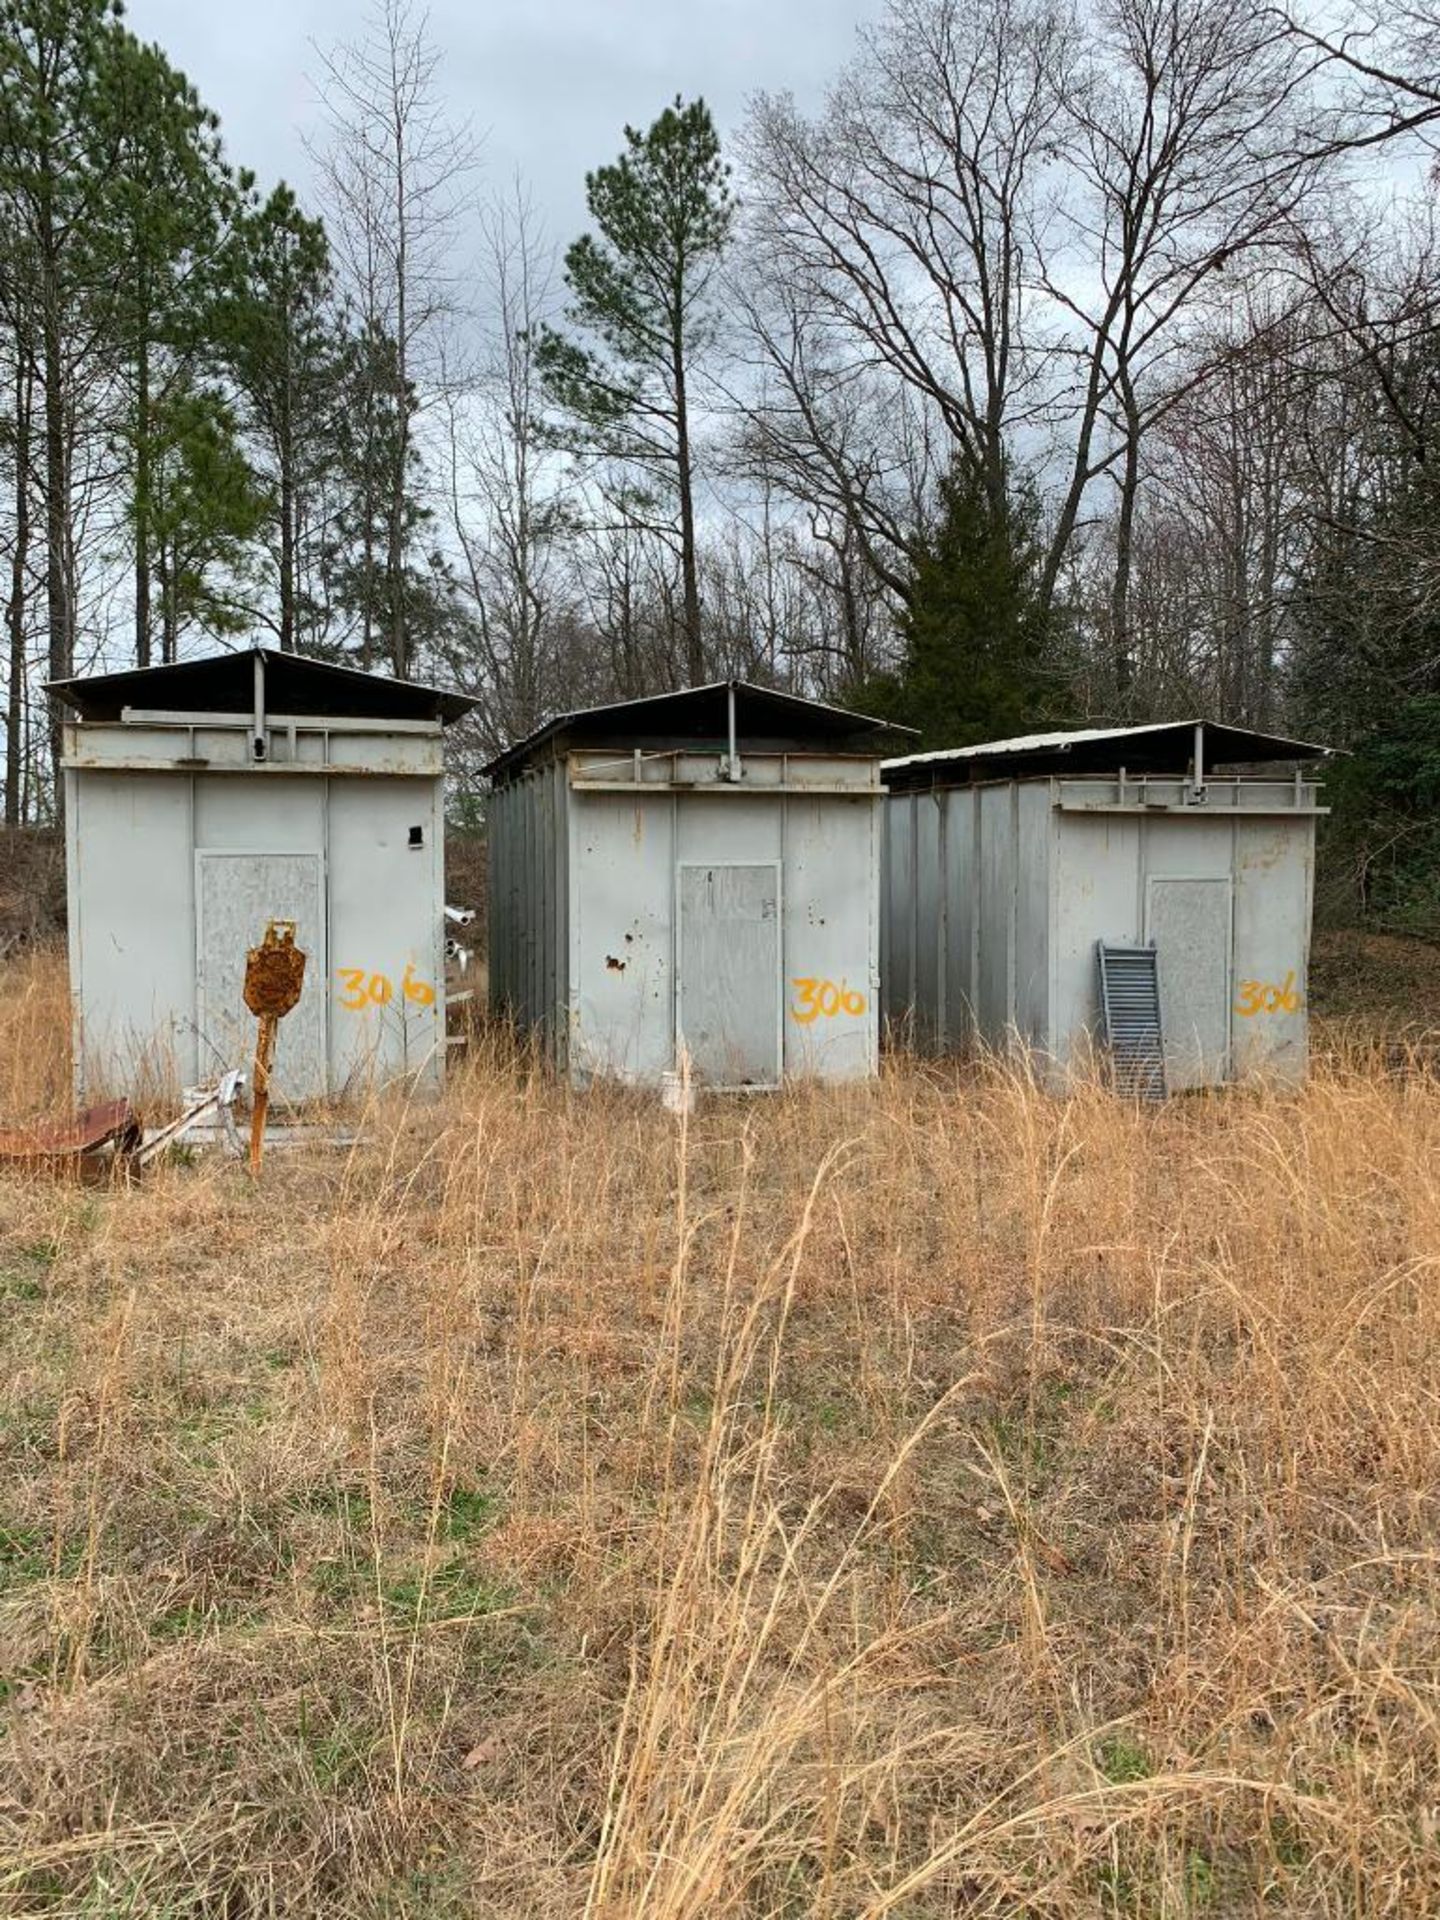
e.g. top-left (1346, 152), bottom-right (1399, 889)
top-left (122, 0), bottom-right (875, 251)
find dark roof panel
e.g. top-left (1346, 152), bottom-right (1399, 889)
top-left (882, 719), bottom-right (1335, 789)
top-left (485, 679), bottom-right (913, 781)
top-left (47, 645), bottom-right (476, 726)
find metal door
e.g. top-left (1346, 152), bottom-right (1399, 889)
top-left (196, 852), bottom-right (326, 1101)
top-left (1145, 875), bottom-right (1232, 1090)
top-left (677, 862), bottom-right (782, 1088)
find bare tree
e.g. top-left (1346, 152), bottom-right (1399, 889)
top-left (1279, 2), bottom-right (1440, 158)
top-left (312, 0), bottom-right (477, 676)
top-left (746, 0), bottom-right (1073, 527)
top-left (1048, 0), bottom-right (1314, 699)
top-left (441, 184), bottom-right (577, 753)
top-left (743, 0), bottom-right (1315, 695)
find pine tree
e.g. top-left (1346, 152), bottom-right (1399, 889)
top-left (537, 97), bottom-right (734, 686)
top-left (324, 316), bottom-right (448, 668)
top-left (0, 0), bottom-right (129, 784)
top-left (871, 461), bottom-right (1053, 749)
top-left (106, 33), bottom-right (237, 666)
top-left (214, 184), bottom-right (336, 654)
top-left (145, 379), bottom-right (267, 658)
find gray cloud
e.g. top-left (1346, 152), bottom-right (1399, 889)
top-left (124, 0), bottom-right (873, 246)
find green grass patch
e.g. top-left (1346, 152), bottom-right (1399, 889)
top-left (0, 1238), bottom-right (60, 1302)
top-left (1096, 1731), bottom-right (1153, 1785)
top-left (381, 1556), bottom-right (505, 1625)
top-left (0, 1519), bottom-right (84, 1585)
top-left (437, 1482), bottom-right (496, 1542)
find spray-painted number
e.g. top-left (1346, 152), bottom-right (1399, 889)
top-left (1234, 970), bottom-right (1303, 1017)
top-left (791, 977), bottom-right (867, 1023)
top-left (336, 964), bottom-right (436, 1011)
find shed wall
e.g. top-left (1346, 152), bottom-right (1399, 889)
top-left (879, 781), bottom-right (1050, 1050)
top-left (491, 754), bottom-right (880, 1086)
top-left (1050, 781), bottom-right (1315, 1082)
top-left (883, 773), bottom-right (1318, 1084)
top-left (487, 762), bottom-right (570, 1063)
top-left (67, 763), bottom-right (445, 1100)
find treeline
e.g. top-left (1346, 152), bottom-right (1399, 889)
top-left (2, 0), bottom-right (1438, 926)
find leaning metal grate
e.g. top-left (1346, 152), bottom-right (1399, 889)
top-left (1096, 941), bottom-right (1167, 1101)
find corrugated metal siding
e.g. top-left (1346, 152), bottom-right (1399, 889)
top-left (884, 773), bottom-right (1319, 1084)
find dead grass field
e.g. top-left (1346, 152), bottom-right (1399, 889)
top-left (2, 946), bottom-right (1439, 1917)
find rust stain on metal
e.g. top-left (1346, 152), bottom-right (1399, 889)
top-left (0, 1099), bottom-right (142, 1170)
top-left (243, 919), bottom-right (306, 1018)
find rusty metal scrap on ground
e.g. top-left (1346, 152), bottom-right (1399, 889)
top-left (0, 1072), bottom-right (247, 1179)
top-left (0, 1099), bottom-right (142, 1173)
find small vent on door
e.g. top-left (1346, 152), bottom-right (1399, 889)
top-left (1096, 941), bottom-right (1167, 1101)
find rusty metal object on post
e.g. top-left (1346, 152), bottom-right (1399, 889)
top-left (243, 919), bottom-right (306, 1019)
top-left (245, 920), bottom-right (307, 1177)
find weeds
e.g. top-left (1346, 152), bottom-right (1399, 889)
top-left (0, 946), bottom-right (1437, 1915)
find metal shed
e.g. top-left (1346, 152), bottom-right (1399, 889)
top-left (485, 681), bottom-right (908, 1088)
top-left (49, 645), bottom-right (475, 1103)
top-left (881, 720), bottom-right (1333, 1088)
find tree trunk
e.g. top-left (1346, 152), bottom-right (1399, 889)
top-left (673, 329), bottom-right (702, 685)
top-left (278, 333), bottom-right (294, 652)
top-left (389, 152), bottom-right (409, 680)
top-left (40, 245), bottom-right (72, 806)
top-left (1110, 384), bottom-right (1141, 709)
top-left (134, 326), bottom-right (151, 667)
top-left (5, 345), bottom-right (33, 828)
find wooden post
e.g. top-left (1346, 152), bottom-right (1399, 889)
top-left (248, 1013), bottom-right (278, 1177)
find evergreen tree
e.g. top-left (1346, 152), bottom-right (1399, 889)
top-left (145, 378), bottom-right (267, 658)
top-left (106, 32), bottom-right (237, 666)
top-left (537, 97), bottom-right (734, 685)
top-left (324, 316), bottom-right (448, 667)
top-left (1292, 447), bottom-right (1440, 931)
top-left (214, 184), bottom-right (335, 653)
top-left (867, 460), bottom-right (1053, 749)
top-left (0, 0), bottom-right (130, 782)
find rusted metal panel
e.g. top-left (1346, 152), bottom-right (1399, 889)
top-left (0, 1099), bottom-right (141, 1164)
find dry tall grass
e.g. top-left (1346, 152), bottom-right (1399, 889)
top-left (1, 945), bottom-right (1438, 1917)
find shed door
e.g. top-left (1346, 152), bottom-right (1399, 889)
top-left (1146, 876), bottom-right (1232, 1090)
top-left (196, 852), bottom-right (326, 1102)
top-left (677, 863), bottom-right (781, 1088)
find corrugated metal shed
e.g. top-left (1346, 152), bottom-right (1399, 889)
top-left (487, 680), bottom-right (912, 1089)
top-left (881, 719), bottom-right (1335, 1088)
top-left (49, 645), bottom-right (475, 1104)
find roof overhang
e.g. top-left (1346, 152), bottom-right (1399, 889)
top-left (47, 644), bottom-right (476, 727)
top-left (883, 719), bottom-right (1336, 790)
top-left (485, 679), bottom-right (916, 782)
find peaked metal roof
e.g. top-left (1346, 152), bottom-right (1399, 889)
top-left (47, 644), bottom-right (476, 726)
top-left (882, 719), bottom-right (1334, 788)
top-left (485, 679), bottom-right (914, 782)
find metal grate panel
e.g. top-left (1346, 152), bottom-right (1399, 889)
top-left (1096, 941), bottom-right (1167, 1101)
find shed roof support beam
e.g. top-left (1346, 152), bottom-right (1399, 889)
top-left (252, 654), bottom-right (266, 762)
